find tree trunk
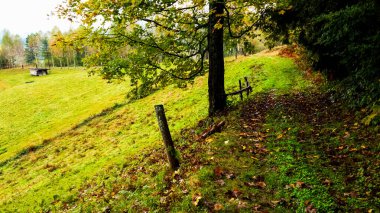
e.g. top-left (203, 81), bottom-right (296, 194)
top-left (73, 51), bottom-right (77, 67)
top-left (34, 55), bottom-right (38, 68)
top-left (208, 0), bottom-right (226, 116)
top-left (66, 54), bottom-right (70, 67)
top-left (235, 43), bottom-right (238, 59)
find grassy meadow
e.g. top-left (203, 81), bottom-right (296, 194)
top-left (0, 68), bottom-right (131, 162)
top-left (0, 54), bottom-right (325, 211)
top-left (1, 53), bottom-right (378, 212)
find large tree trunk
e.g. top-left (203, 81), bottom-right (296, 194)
top-left (208, 0), bottom-right (226, 116)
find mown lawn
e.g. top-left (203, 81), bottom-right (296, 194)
top-left (0, 54), bottom-right (319, 211)
top-left (0, 68), bottom-right (130, 162)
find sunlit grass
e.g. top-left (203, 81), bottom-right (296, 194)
top-left (0, 54), bottom-right (312, 211)
top-left (0, 68), bottom-right (131, 162)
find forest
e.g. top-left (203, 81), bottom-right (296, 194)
top-left (0, 27), bottom-right (88, 69)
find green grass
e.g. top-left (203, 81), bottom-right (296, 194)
top-left (0, 54), bottom-right (317, 211)
top-left (0, 68), bottom-right (130, 163)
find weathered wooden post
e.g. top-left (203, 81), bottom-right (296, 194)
top-left (244, 77), bottom-right (250, 97)
top-left (239, 79), bottom-right (243, 100)
top-left (155, 104), bottom-right (180, 171)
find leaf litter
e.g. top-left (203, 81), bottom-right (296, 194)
top-left (56, 91), bottom-right (379, 212)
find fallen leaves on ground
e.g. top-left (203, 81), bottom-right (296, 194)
top-left (192, 193), bottom-right (202, 206)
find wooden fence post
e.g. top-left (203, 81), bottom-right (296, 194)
top-left (244, 77), bottom-right (250, 97)
top-left (239, 79), bottom-right (243, 100)
top-left (155, 104), bottom-right (180, 171)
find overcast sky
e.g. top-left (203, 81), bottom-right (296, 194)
top-left (0, 0), bottom-right (78, 38)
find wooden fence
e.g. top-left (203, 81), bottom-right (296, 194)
top-left (225, 76), bottom-right (253, 100)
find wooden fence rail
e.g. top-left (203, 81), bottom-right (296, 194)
top-left (225, 76), bottom-right (253, 100)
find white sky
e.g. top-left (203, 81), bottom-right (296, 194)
top-left (0, 0), bottom-right (78, 38)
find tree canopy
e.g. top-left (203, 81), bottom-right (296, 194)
top-left (57, 0), bottom-right (379, 111)
top-left (57, 0), bottom-right (264, 115)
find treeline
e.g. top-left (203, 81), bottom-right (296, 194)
top-left (0, 27), bottom-right (91, 69)
top-left (0, 26), bottom-right (262, 70)
top-left (0, 31), bottom-right (24, 68)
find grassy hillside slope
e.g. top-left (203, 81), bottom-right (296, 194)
top-left (0, 68), bottom-right (130, 162)
top-left (0, 55), bottom-right (315, 211)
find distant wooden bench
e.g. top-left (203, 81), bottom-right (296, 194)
top-left (30, 68), bottom-right (49, 76)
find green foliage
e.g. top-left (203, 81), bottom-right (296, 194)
top-left (0, 54), bottom-right (8, 68)
top-left (25, 33), bottom-right (42, 66)
top-left (24, 46), bottom-right (35, 65)
top-left (259, 0), bottom-right (380, 108)
top-left (40, 38), bottom-right (51, 67)
top-left (57, 0), bottom-right (264, 108)
top-left (223, 31), bottom-right (266, 57)
top-left (362, 105), bottom-right (380, 126)
top-left (329, 73), bottom-right (380, 109)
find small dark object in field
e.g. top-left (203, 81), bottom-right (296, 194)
top-left (30, 68), bottom-right (49, 76)
top-left (25, 81), bottom-right (34, 84)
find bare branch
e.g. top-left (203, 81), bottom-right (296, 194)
top-left (154, 4), bottom-right (200, 13)
top-left (141, 18), bottom-right (186, 33)
top-left (148, 48), bottom-right (207, 81)
top-left (112, 33), bottom-right (200, 59)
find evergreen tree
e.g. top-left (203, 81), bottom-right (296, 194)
top-left (25, 33), bottom-right (42, 67)
top-left (40, 38), bottom-right (51, 67)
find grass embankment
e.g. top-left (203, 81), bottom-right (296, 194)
top-left (0, 55), bottom-right (309, 211)
top-left (63, 56), bottom-right (378, 212)
top-left (0, 68), bottom-right (130, 162)
top-left (2, 53), bottom-right (378, 212)
top-left (178, 92), bottom-right (379, 212)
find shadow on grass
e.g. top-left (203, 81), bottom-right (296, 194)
top-left (239, 91), bottom-right (380, 211)
top-left (0, 102), bottom-right (127, 167)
